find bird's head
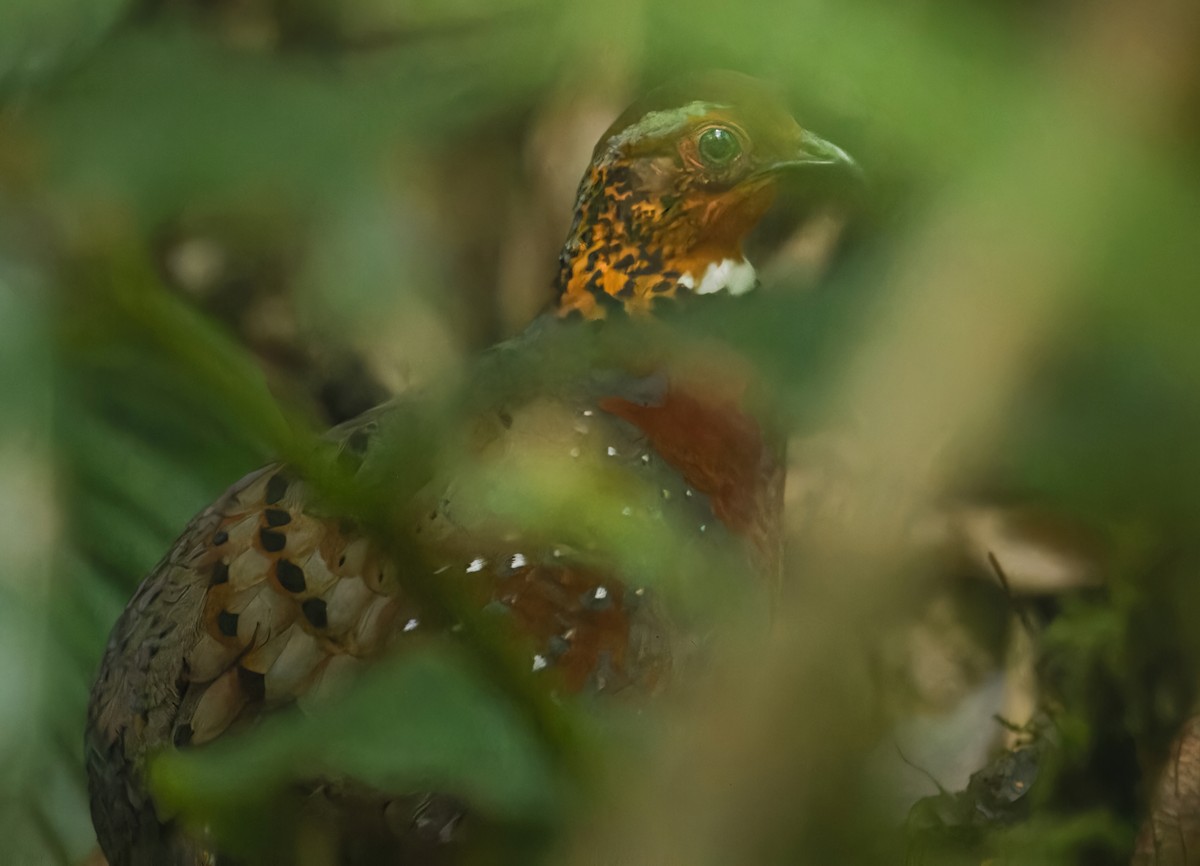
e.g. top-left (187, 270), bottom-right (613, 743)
top-left (554, 71), bottom-right (859, 319)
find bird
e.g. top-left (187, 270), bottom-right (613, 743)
top-left (85, 71), bottom-right (859, 865)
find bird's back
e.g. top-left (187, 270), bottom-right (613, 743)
top-left (86, 322), bottom-right (781, 863)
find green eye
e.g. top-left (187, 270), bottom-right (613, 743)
top-left (696, 126), bottom-right (742, 167)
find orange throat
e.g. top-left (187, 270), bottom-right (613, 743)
top-left (553, 161), bottom-right (774, 319)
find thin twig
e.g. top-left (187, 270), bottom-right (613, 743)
top-left (987, 549), bottom-right (1037, 636)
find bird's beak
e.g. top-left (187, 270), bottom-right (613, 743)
top-left (738, 128), bottom-right (863, 264)
top-left (768, 128), bottom-right (862, 179)
top-left (797, 128), bottom-right (859, 170)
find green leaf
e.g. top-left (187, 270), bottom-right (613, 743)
top-left (0, 0), bottom-right (131, 97)
top-left (0, 276), bottom-right (99, 866)
top-left (151, 646), bottom-right (561, 846)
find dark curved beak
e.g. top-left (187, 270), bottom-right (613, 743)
top-left (741, 128), bottom-right (865, 267)
top-left (772, 128), bottom-right (863, 180)
top-left (747, 129), bottom-right (865, 210)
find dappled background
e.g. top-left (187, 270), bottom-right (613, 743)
top-left (3, 0), bottom-right (1200, 863)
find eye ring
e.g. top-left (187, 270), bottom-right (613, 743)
top-left (695, 125), bottom-right (744, 169)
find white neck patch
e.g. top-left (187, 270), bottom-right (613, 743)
top-left (678, 258), bottom-right (758, 297)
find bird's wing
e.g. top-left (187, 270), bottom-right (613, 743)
top-left (86, 379), bottom-right (691, 863)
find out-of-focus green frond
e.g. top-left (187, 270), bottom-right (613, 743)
top-left (0, 0), bottom-right (132, 97)
top-left (151, 645), bottom-right (561, 862)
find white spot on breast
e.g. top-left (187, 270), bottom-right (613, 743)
top-left (403, 618), bottom-right (419, 632)
top-left (532, 654), bottom-right (548, 672)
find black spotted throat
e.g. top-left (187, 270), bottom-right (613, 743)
top-left (86, 71), bottom-right (858, 865)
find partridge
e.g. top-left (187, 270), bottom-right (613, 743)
top-left (85, 71), bottom-right (858, 865)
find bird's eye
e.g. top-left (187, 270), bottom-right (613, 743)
top-left (696, 126), bottom-right (743, 168)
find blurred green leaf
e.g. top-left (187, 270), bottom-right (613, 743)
top-left (0, 0), bottom-right (1197, 863)
top-left (151, 645), bottom-right (562, 845)
top-left (0, 0), bottom-right (131, 96)
top-left (24, 16), bottom-right (564, 223)
top-left (0, 276), bottom-right (97, 865)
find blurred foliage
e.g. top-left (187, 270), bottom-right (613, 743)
top-left (152, 645), bottom-right (562, 862)
top-left (1, 0), bottom-right (1199, 864)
